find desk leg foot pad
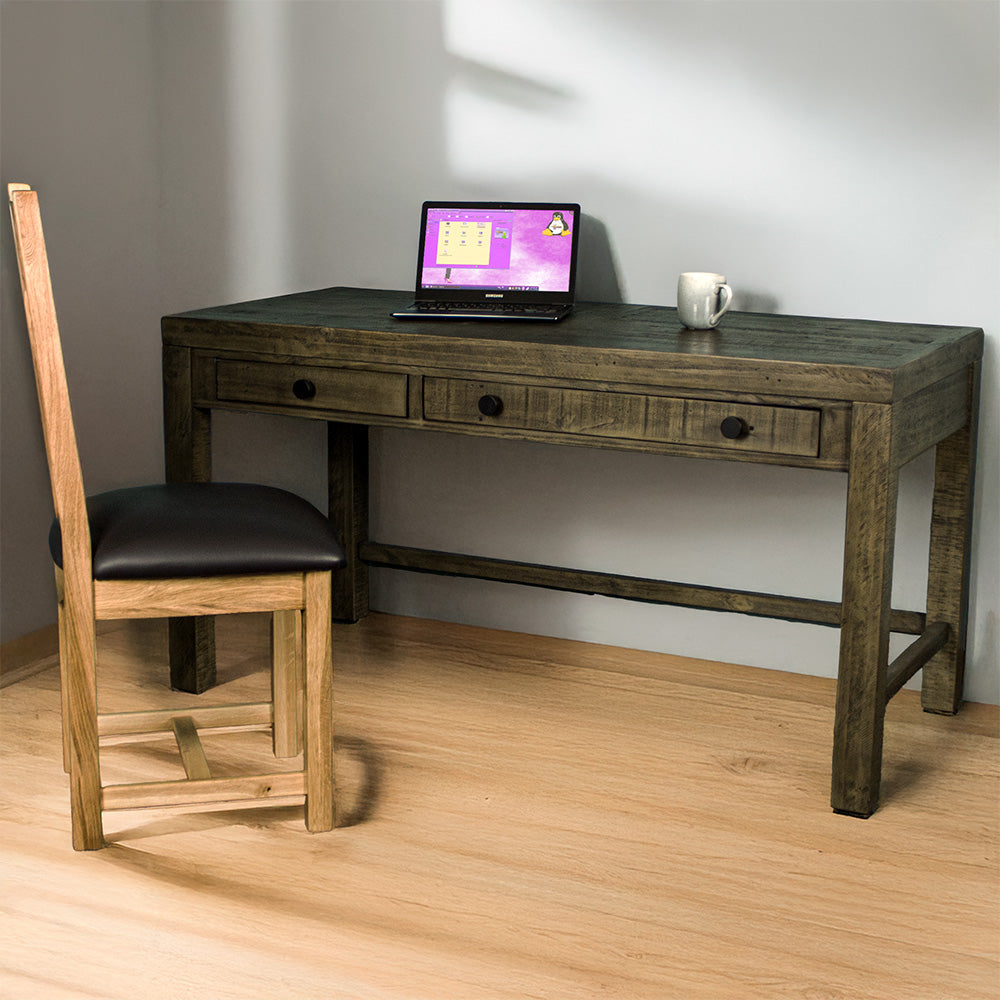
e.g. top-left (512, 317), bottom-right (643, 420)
top-left (832, 807), bottom-right (874, 819)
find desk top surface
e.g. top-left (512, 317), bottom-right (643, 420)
top-left (163, 287), bottom-right (983, 403)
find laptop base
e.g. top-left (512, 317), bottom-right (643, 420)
top-left (391, 303), bottom-right (571, 322)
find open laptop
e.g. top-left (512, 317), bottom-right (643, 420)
top-left (392, 200), bottom-right (581, 321)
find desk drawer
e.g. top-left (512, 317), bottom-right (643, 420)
top-left (216, 361), bottom-right (408, 417)
top-left (423, 378), bottom-right (821, 457)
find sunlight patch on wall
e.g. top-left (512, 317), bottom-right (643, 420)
top-left (440, 0), bottom-right (826, 210)
top-left (438, 0), bottom-right (994, 319)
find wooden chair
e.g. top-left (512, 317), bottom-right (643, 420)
top-left (8, 183), bottom-right (345, 850)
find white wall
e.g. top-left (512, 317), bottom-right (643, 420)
top-left (2, 0), bottom-right (997, 704)
top-left (1, 0), bottom-right (164, 639)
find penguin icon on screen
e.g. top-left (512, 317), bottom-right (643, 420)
top-left (543, 212), bottom-right (570, 236)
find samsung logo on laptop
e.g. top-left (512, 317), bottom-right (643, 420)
top-left (484, 293), bottom-right (504, 298)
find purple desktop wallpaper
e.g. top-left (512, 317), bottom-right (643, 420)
top-left (420, 208), bottom-right (575, 292)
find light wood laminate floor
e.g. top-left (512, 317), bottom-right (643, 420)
top-left (2, 613), bottom-right (997, 999)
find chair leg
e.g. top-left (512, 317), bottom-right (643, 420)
top-left (57, 600), bottom-right (71, 773)
top-left (271, 609), bottom-right (301, 757)
top-left (302, 571), bottom-right (334, 832)
top-left (63, 606), bottom-right (105, 850)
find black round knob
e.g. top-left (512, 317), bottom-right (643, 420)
top-left (720, 415), bottom-right (749, 439)
top-left (478, 394), bottom-right (504, 417)
top-left (292, 378), bottom-right (317, 400)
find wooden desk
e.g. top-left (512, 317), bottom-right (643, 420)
top-left (162, 287), bottom-right (983, 817)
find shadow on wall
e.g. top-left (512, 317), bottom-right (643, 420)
top-left (577, 213), bottom-right (624, 303)
top-left (573, 213), bottom-right (779, 311)
top-left (733, 290), bottom-right (780, 313)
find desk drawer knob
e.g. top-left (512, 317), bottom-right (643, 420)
top-left (292, 378), bottom-right (317, 400)
top-left (478, 394), bottom-right (504, 417)
top-left (720, 415), bottom-right (750, 439)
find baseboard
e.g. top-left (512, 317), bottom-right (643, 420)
top-left (0, 623), bottom-right (59, 688)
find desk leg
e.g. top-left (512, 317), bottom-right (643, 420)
top-left (328, 422), bottom-right (370, 622)
top-left (167, 617), bottom-right (216, 694)
top-left (922, 362), bottom-right (981, 715)
top-left (832, 402), bottom-right (897, 817)
top-left (163, 344), bottom-right (216, 693)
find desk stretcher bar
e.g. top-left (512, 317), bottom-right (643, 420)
top-left (360, 541), bottom-right (927, 634)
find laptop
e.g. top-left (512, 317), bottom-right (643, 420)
top-left (392, 200), bottom-right (581, 321)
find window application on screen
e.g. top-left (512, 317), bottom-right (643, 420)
top-left (420, 207), bottom-right (575, 293)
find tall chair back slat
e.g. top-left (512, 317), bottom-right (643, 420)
top-left (8, 185), bottom-right (92, 582)
top-left (9, 184), bottom-right (102, 849)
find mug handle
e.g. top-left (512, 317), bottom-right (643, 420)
top-left (710, 283), bottom-right (733, 327)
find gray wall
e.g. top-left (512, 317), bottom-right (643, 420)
top-left (2, 1), bottom-right (997, 703)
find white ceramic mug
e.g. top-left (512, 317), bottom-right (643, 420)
top-left (677, 272), bottom-right (733, 329)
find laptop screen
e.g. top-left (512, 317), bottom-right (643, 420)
top-left (415, 201), bottom-right (580, 303)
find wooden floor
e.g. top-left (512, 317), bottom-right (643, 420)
top-left (1, 613), bottom-right (997, 999)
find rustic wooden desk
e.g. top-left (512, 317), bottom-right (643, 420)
top-left (162, 287), bottom-right (983, 817)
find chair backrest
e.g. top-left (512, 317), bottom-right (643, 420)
top-left (8, 184), bottom-right (93, 592)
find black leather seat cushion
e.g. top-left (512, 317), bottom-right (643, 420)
top-left (49, 483), bottom-right (346, 580)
